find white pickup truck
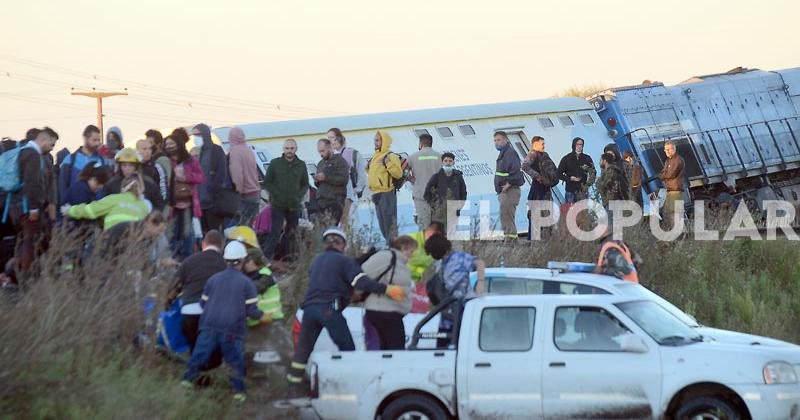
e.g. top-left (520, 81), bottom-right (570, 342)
top-left (301, 294), bottom-right (800, 420)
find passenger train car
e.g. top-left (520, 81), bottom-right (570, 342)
top-left (214, 98), bottom-right (610, 240)
top-left (590, 66), bottom-right (800, 212)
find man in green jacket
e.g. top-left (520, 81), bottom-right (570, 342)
top-left (407, 221), bottom-right (444, 283)
top-left (263, 139), bottom-right (309, 259)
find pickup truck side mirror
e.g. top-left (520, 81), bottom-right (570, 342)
top-left (620, 334), bottom-right (649, 353)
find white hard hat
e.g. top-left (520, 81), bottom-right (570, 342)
top-left (322, 227), bottom-right (347, 242)
top-left (223, 240), bottom-right (248, 261)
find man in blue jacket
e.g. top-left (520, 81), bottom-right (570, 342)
top-left (286, 227), bottom-right (407, 386)
top-left (181, 240), bottom-right (268, 403)
top-left (493, 131), bottom-right (524, 239)
top-left (58, 125), bottom-right (104, 206)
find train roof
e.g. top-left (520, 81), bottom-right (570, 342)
top-left (215, 97), bottom-right (592, 140)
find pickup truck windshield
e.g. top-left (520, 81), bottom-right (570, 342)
top-left (614, 283), bottom-right (700, 327)
top-left (617, 301), bottom-right (703, 346)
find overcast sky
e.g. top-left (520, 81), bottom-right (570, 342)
top-left (2, 0), bottom-right (798, 150)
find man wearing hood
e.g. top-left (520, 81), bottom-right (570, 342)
top-left (100, 126), bottom-right (124, 170)
top-left (192, 123), bottom-right (228, 233)
top-left (522, 136), bottom-right (558, 240)
top-left (227, 127), bottom-right (261, 227)
top-left (597, 152), bottom-right (630, 224)
top-left (557, 137), bottom-right (596, 203)
top-left (423, 153), bottom-right (466, 230)
top-left (367, 130), bottom-right (403, 242)
top-left (262, 139), bottom-right (309, 259)
top-left (493, 131), bottom-right (524, 239)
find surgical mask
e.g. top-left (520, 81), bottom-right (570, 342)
top-left (495, 145), bottom-right (504, 151)
top-left (192, 135), bottom-right (203, 147)
top-left (443, 165), bottom-right (454, 173)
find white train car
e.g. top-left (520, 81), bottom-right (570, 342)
top-left (214, 97), bottom-right (610, 241)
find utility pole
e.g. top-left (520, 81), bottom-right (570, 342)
top-left (70, 88), bottom-right (127, 141)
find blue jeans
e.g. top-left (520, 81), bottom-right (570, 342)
top-left (527, 182), bottom-right (552, 240)
top-left (288, 303), bottom-right (355, 380)
top-left (372, 191), bottom-right (397, 242)
top-left (183, 329), bottom-right (246, 393)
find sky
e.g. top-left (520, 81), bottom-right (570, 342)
top-left (1, 0), bottom-right (798, 151)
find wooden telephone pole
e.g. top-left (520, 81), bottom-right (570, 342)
top-left (70, 89), bottom-right (128, 140)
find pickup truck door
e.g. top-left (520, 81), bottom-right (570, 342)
top-left (459, 302), bottom-right (544, 420)
top-left (541, 303), bottom-right (662, 419)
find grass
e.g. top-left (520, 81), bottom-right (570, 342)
top-left (1, 220), bottom-right (798, 418)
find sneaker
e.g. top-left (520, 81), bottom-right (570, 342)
top-left (233, 393), bottom-right (247, 403)
top-left (180, 380), bottom-right (193, 389)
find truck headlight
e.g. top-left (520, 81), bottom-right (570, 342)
top-left (763, 362), bottom-right (798, 384)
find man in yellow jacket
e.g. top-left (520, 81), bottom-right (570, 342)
top-left (367, 130), bottom-right (403, 242)
top-left (61, 175), bottom-right (150, 230)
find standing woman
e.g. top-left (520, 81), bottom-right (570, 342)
top-left (361, 235), bottom-right (417, 350)
top-left (165, 128), bottom-right (205, 261)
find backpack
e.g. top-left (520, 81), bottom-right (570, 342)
top-left (352, 248), bottom-right (398, 303)
top-left (426, 254), bottom-right (451, 306)
top-left (0, 143), bottom-right (34, 223)
top-left (382, 152), bottom-right (409, 191)
top-left (539, 154), bottom-right (559, 188)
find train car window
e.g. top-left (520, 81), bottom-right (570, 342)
top-left (579, 114), bottom-right (594, 125)
top-left (458, 124), bottom-right (476, 136)
top-left (538, 117), bottom-right (555, 129)
top-left (413, 128), bottom-right (430, 138)
top-left (558, 116), bottom-right (575, 127)
top-left (257, 152), bottom-right (267, 162)
top-left (437, 127), bottom-right (454, 138)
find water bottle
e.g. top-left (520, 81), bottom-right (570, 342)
top-left (499, 256), bottom-right (506, 268)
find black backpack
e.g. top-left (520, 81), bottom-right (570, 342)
top-left (426, 255), bottom-right (451, 306)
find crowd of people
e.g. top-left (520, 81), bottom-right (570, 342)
top-left (0, 122), bottom-right (682, 401)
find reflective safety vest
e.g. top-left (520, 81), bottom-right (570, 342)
top-left (66, 191), bottom-right (150, 230)
top-left (247, 267), bottom-right (284, 327)
top-left (596, 240), bottom-right (639, 283)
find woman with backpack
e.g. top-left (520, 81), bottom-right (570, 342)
top-left (361, 235), bottom-right (418, 350)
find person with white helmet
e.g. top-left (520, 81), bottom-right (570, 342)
top-left (181, 240), bottom-right (270, 403)
top-left (286, 227), bottom-right (407, 386)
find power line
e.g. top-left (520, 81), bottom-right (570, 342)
top-left (0, 54), bottom-right (347, 116)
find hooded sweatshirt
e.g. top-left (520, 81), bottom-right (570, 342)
top-left (194, 123), bottom-right (228, 209)
top-left (367, 130), bottom-right (403, 194)
top-left (557, 138), bottom-right (596, 193)
top-left (227, 127), bottom-right (260, 195)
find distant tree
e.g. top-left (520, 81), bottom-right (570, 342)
top-left (552, 84), bottom-right (608, 99)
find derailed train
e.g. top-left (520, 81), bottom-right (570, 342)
top-left (592, 66), bottom-right (800, 213)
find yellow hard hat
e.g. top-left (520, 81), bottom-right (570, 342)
top-left (224, 226), bottom-right (259, 249)
top-left (115, 147), bottom-right (142, 164)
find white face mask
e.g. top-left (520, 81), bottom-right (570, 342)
top-left (192, 135), bottom-right (203, 147)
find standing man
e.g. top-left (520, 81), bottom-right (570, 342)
top-left (367, 130), bottom-right (403, 242)
top-left (192, 123), bottom-right (228, 233)
top-left (522, 136), bottom-right (558, 239)
top-left (11, 128), bottom-right (59, 279)
top-left (557, 137), bottom-right (595, 203)
top-left (58, 125), bottom-right (105, 205)
top-left (286, 228), bottom-right (406, 386)
top-left (423, 152), bottom-right (467, 229)
top-left (136, 138), bottom-right (164, 212)
top-left (328, 128), bottom-right (366, 233)
top-left (314, 139), bottom-right (349, 228)
top-left (658, 141), bottom-right (686, 218)
top-left (493, 131), bottom-right (524, 239)
top-left (623, 151), bottom-right (644, 207)
top-left (263, 139), bottom-right (309, 260)
top-left (146, 129), bottom-right (171, 212)
top-left (407, 133), bottom-right (441, 230)
top-left (227, 127), bottom-right (261, 227)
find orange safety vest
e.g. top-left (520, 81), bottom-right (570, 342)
top-left (596, 240), bottom-right (639, 283)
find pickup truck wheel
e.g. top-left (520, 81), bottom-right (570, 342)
top-left (674, 396), bottom-right (741, 420)
top-left (382, 395), bottom-right (448, 420)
